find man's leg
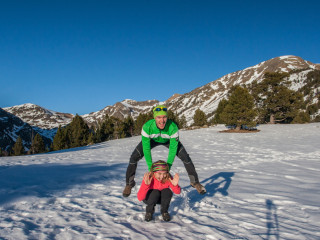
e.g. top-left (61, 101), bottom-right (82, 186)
top-left (175, 142), bottom-right (199, 183)
top-left (175, 142), bottom-right (206, 194)
top-left (123, 140), bottom-right (161, 197)
top-left (123, 141), bottom-right (144, 197)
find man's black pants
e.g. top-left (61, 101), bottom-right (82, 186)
top-left (125, 140), bottom-right (200, 186)
top-left (143, 188), bottom-right (173, 214)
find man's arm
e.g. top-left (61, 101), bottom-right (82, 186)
top-left (167, 123), bottom-right (179, 169)
top-left (167, 137), bottom-right (178, 169)
top-left (141, 131), bottom-right (153, 170)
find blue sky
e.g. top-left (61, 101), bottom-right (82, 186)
top-left (1, 0), bottom-right (319, 115)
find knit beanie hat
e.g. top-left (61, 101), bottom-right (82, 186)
top-left (153, 105), bottom-right (168, 118)
top-left (152, 161), bottom-right (169, 172)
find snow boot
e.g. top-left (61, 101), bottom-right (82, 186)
top-left (145, 212), bottom-right (153, 222)
top-left (122, 182), bottom-right (135, 197)
top-left (162, 212), bottom-right (171, 222)
top-left (191, 182), bottom-right (206, 195)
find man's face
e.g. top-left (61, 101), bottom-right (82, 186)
top-left (155, 115), bottom-right (167, 129)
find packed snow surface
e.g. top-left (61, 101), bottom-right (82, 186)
top-left (0, 124), bottom-right (320, 239)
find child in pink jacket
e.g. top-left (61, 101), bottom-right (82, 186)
top-left (137, 160), bottom-right (181, 222)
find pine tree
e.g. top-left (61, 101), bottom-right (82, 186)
top-left (99, 114), bottom-right (115, 141)
top-left (31, 133), bottom-right (45, 154)
top-left (248, 80), bottom-right (266, 123)
top-left (177, 115), bottom-right (187, 129)
top-left (193, 109), bottom-right (207, 127)
top-left (213, 98), bottom-right (228, 124)
top-left (134, 112), bottom-right (153, 135)
top-left (13, 136), bottom-right (25, 156)
top-left (167, 110), bottom-right (178, 123)
top-left (112, 116), bottom-right (123, 139)
top-left (292, 111), bottom-right (310, 123)
top-left (95, 126), bottom-right (103, 143)
top-left (134, 113), bottom-right (146, 135)
top-left (53, 126), bottom-right (65, 151)
top-left (62, 127), bottom-right (71, 149)
top-left (167, 110), bottom-right (187, 128)
top-left (220, 86), bottom-right (257, 130)
top-left (257, 72), bottom-right (304, 123)
top-left (87, 132), bottom-right (95, 144)
top-left (50, 142), bottom-right (54, 152)
top-left (122, 116), bottom-right (135, 137)
top-left (68, 114), bottom-right (90, 147)
top-left (307, 103), bottom-right (318, 116)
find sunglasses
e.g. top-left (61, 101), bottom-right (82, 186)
top-left (154, 107), bottom-right (167, 112)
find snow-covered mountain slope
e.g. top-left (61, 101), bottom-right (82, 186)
top-left (0, 123), bottom-right (319, 239)
top-left (165, 55), bottom-right (320, 124)
top-left (0, 108), bottom-right (52, 152)
top-left (82, 99), bottom-right (159, 127)
top-left (0, 108), bottom-right (34, 152)
top-left (3, 103), bottom-right (74, 129)
top-left (81, 56), bottom-right (320, 127)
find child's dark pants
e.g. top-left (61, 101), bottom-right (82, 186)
top-left (143, 188), bottom-right (173, 214)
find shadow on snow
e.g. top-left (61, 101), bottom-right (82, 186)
top-left (170, 172), bottom-right (234, 212)
top-left (0, 162), bottom-right (127, 206)
top-left (254, 199), bottom-right (280, 239)
top-left (187, 172), bottom-right (235, 208)
top-left (169, 172), bottom-right (240, 238)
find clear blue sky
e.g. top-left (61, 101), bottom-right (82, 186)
top-left (1, 0), bottom-right (319, 115)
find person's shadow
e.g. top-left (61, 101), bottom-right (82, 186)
top-left (170, 172), bottom-right (234, 211)
top-left (187, 172), bottom-right (234, 208)
top-left (266, 199), bottom-right (280, 240)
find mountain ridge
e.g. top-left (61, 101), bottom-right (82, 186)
top-left (4, 55), bottom-right (320, 128)
top-left (2, 55), bottom-right (320, 153)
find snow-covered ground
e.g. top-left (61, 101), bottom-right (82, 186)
top-left (0, 124), bottom-right (320, 240)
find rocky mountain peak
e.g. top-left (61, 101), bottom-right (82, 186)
top-left (4, 103), bottom-right (74, 129)
top-left (164, 55), bottom-right (320, 124)
top-left (166, 93), bottom-right (182, 102)
top-left (82, 99), bottom-right (159, 126)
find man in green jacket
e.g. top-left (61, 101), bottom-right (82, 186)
top-left (123, 105), bottom-right (206, 197)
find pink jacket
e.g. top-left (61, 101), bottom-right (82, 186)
top-left (137, 176), bottom-right (181, 201)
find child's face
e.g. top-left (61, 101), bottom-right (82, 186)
top-left (154, 171), bottom-right (168, 182)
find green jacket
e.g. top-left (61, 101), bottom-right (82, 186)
top-left (141, 119), bottom-right (179, 170)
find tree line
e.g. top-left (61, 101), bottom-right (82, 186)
top-left (3, 133), bottom-right (47, 157)
top-left (4, 109), bottom-right (187, 156)
top-left (52, 109), bottom-right (188, 152)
